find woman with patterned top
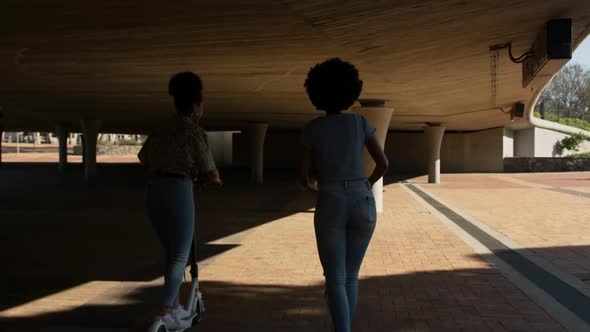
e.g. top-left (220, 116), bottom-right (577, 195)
top-left (138, 72), bottom-right (221, 330)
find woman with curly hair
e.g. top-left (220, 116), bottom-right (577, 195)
top-left (138, 72), bottom-right (221, 330)
top-left (298, 58), bottom-right (389, 332)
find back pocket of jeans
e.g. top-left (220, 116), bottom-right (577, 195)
top-left (364, 195), bottom-right (377, 223)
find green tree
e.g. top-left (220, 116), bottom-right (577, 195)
top-left (536, 63), bottom-right (590, 120)
top-left (557, 133), bottom-right (589, 154)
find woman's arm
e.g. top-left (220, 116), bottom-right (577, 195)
top-left (192, 129), bottom-right (222, 186)
top-left (203, 140), bottom-right (222, 186)
top-left (365, 134), bottom-right (389, 186)
top-left (206, 160), bottom-right (222, 186)
top-left (296, 144), bottom-right (318, 191)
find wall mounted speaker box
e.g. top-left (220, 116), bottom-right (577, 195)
top-left (522, 19), bottom-right (572, 88)
top-left (513, 102), bottom-right (525, 118)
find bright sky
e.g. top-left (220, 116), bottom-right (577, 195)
top-left (573, 35), bottom-right (590, 69)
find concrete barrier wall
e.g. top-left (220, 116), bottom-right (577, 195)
top-left (384, 132), bottom-right (428, 173)
top-left (233, 131), bottom-right (301, 169)
top-left (464, 128), bottom-right (505, 172)
top-left (231, 126), bottom-right (589, 173)
top-left (235, 127), bottom-right (508, 173)
top-left (207, 131), bottom-right (234, 167)
top-left (513, 127), bottom-right (590, 157)
top-left (514, 128), bottom-right (535, 157)
top-left (385, 128), bottom-right (505, 173)
top-left (533, 127), bottom-right (590, 157)
top-left (503, 129), bottom-right (514, 158)
top-left (504, 157), bottom-right (590, 172)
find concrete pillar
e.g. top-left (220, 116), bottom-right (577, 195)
top-left (15, 132), bottom-right (20, 154)
top-left (247, 123), bottom-right (268, 184)
top-left (56, 125), bottom-right (69, 172)
top-left (424, 124), bottom-right (446, 184)
top-left (0, 129), bottom-right (4, 165)
top-left (68, 133), bottom-right (77, 145)
top-left (353, 100), bottom-right (394, 213)
top-left (208, 131), bottom-right (235, 167)
top-left (80, 120), bottom-right (101, 179)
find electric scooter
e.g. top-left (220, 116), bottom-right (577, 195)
top-left (147, 237), bottom-right (205, 332)
top-left (148, 184), bottom-right (206, 332)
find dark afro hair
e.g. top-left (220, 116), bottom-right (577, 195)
top-left (305, 58), bottom-right (363, 112)
top-left (168, 72), bottom-right (203, 115)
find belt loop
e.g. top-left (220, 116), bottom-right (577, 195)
top-left (344, 180), bottom-right (349, 189)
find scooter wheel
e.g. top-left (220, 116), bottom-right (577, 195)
top-left (147, 320), bottom-right (167, 332)
top-left (191, 301), bottom-right (203, 325)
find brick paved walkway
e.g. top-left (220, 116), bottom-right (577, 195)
top-left (411, 173), bottom-right (590, 287)
top-left (2, 165), bottom-right (585, 331)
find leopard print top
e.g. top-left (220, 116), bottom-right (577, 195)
top-left (138, 115), bottom-right (215, 180)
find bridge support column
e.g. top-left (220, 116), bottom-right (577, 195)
top-left (425, 124), bottom-right (446, 184)
top-left (33, 132), bottom-right (41, 146)
top-left (247, 123), bottom-right (268, 184)
top-left (56, 124), bottom-right (69, 172)
top-left (69, 133), bottom-right (78, 145)
top-left (353, 100), bottom-right (394, 213)
top-left (80, 119), bottom-right (101, 180)
top-left (0, 127), bottom-right (4, 165)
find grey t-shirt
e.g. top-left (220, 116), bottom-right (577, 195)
top-left (301, 113), bottom-right (376, 182)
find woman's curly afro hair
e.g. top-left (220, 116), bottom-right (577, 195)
top-left (168, 72), bottom-right (203, 115)
top-left (304, 58), bottom-right (363, 112)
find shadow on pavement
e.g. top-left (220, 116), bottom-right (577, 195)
top-left (0, 261), bottom-right (566, 331)
top-left (0, 164), bottom-right (316, 312)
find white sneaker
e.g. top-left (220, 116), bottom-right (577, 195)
top-left (172, 305), bottom-right (192, 320)
top-left (160, 312), bottom-right (191, 331)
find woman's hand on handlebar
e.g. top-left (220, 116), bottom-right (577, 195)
top-left (207, 169), bottom-right (222, 187)
top-left (208, 177), bottom-right (222, 187)
top-left (194, 171), bottom-right (222, 189)
top-left (297, 177), bottom-right (318, 192)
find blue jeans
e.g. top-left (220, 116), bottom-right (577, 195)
top-left (314, 180), bottom-right (377, 332)
top-left (146, 175), bottom-right (195, 308)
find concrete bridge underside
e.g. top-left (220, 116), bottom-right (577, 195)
top-left (1, 1), bottom-right (589, 133)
